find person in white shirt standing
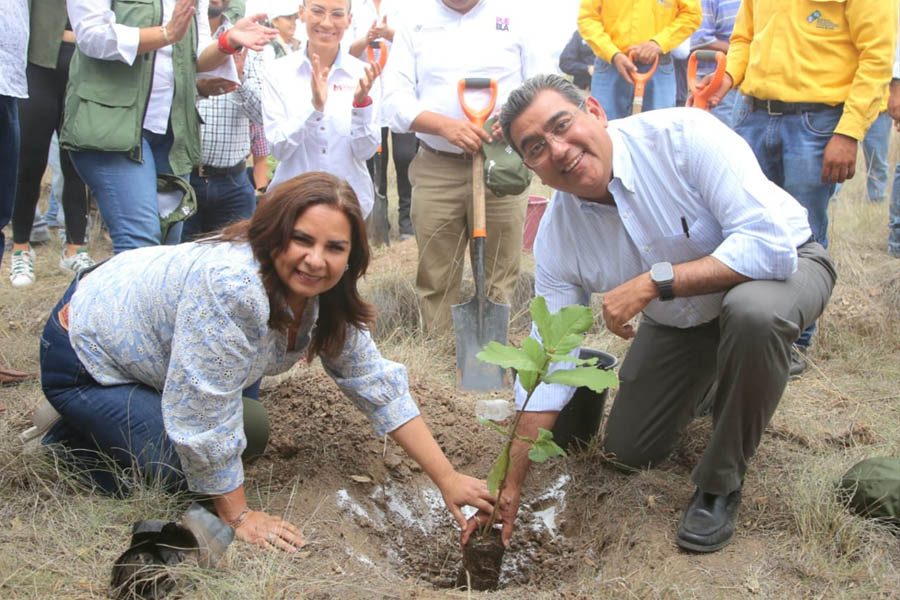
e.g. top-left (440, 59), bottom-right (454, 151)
top-left (347, 0), bottom-right (418, 240)
top-left (381, 0), bottom-right (546, 333)
top-left (470, 74), bottom-right (837, 554)
top-left (262, 0), bottom-right (381, 218)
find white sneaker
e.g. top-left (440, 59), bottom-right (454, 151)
top-left (9, 248), bottom-right (36, 287)
top-left (59, 247), bottom-right (96, 274)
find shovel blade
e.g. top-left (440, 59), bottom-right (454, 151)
top-left (451, 297), bottom-right (510, 391)
top-left (366, 190), bottom-right (390, 247)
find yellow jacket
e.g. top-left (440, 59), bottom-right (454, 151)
top-left (577, 0), bottom-right (702, 64)
top-left (726, 0), bottom-right (897, 140)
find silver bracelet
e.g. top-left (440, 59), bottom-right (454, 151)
top-left (228, 507), bottom-right (250, 529)
top-left (161, 25), bottom-right (171, 45)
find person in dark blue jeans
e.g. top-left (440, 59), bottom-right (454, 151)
top-left (183, 167), bottom-right (257, 240)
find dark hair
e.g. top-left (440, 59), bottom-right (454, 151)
top-left (500, 74), bottom-right (586, 156)
top-left (209, 172), bottom-right (374, 360)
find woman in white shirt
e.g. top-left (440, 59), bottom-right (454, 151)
top-left (61, 0), bottom-right (276, 254)
top-left (262, 0), bottom-right (381, 217)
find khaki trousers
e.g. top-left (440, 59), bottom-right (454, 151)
top-left (603, 242), bottom-right (836, 495)
top-left (408, 147), bottom-right (527, 333)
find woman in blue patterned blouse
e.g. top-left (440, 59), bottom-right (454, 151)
top-left (37, 171), bottom-right (495, 553)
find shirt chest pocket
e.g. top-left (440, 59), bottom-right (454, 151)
top-left (797, 0), bottom-right (848, 37)
top-left (648, 216), bottom-right (712, 266)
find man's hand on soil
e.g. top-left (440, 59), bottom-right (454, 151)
top-left (235, 509), bottom-right (305, 553)
top-left (821, 133), bottom-right (858, 184)
top-left (602, 272), bottom-right (658, 339)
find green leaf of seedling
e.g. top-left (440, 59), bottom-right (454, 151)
top-left (477, 417), bottom-right (510, 437)
top-left (553, 333), bottom-right (583, 356)
top-left (528, 428), bottom-right (567, 463)
top-left (547, 353), bottom-right (598, 366)
top-left (548, 305), bottom-right (594, 344)
top-left (486, 441), bottom-right (511, 496)
top-left (544, 367), bottom-right (618, 393)
top-left (530, 296), bottom-right (552, 347)
top-left (518, 370), bottom-right (539, 392)
top-left (477, 341), bottom-right (542, 372)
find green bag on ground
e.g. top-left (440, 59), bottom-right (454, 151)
top-left (482, 116), bottom-right (531, 197)
top-left (838, 457), bottom-right (900, 524)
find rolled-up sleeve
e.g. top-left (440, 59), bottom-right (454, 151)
top-left (686, 115), bottom-right (802, 280)
top-left (321, 327), bottom-right (420, 436)
top-left (69, 0), bottom-right (140, 64)
top-left (381, 22), bottom-right (424, 133)
top-left (161, 262), bottom-right (270, 495)
top-left (350, 102), bottom-right (380, 161)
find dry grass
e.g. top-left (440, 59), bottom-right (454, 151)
top-left (2, 149), bottom-right (899, 598)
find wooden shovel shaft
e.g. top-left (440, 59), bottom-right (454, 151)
top-left (472, 153), bottom-right (486, 238)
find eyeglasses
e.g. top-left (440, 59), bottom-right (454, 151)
top-left (521, 101), bottom-right (586, 166)
top-left (305, 4), bottom-right (348, 22)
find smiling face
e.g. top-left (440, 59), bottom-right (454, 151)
top-left (509, 90), bottom-right (614, 202)
top-left (301, 0), bottom-right (351, 51)
top-left (272, 203), bottom-right (352, 308)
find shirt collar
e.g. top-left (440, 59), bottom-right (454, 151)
top-left (607, 123), bottom-right (635, 194)
top-left (299, 41), bottom-right (349, 74)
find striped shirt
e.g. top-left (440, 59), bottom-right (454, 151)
top-left (516, 108), bottom-right (812, 412)
top-left (690, 0), bottom-right (741, 78)
top-left (197, 18), bottom-right (263, 168)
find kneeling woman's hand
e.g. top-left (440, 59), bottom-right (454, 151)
top-left (235, 510), bottom-right (305, 553)
top-left (437, 471), bottom-right (496, 530)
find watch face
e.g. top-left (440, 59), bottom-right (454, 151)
top-left (651, 262), bottom-right (674, 282)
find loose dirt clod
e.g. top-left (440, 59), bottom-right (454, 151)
top-left (457, 528), bottom-right (506, 591)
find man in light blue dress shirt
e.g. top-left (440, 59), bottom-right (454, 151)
top-left (491, 75), bottom-right (836, 553)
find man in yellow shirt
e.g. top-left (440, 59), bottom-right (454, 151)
top-left (701, 0), bottom-right (896, 375)
top-left (578, 0), bottom-right (701, 119)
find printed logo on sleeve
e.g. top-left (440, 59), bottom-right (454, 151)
top-left (496, 17), bottom-right (509, 31)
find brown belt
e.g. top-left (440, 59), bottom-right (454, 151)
top-left (420, 141), bottom-right (472, 160)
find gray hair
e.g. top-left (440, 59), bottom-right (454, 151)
top-left (500, 74), bottom-right (585, 155)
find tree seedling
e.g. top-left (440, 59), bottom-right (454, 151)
top-left (474, 296), bottom-right (618, 534)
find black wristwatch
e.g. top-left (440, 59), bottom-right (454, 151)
top-left (650, 262), bottom-right (675, 301)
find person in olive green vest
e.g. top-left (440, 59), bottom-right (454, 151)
top-left (9, 0), bottom-right (94, 290)
top-left (61, 0), bottom-right (276, 254)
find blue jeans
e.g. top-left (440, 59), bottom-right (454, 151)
top-left (833, 111), bottom-right (891, 203)
top-left (889, 160), bottom-right (900, 256)
top-left (69, 129), bottom-right (185, 254)
top-left (183, 170), bottom-right (256, 241)
top-left (591, 55), bottom-right (676, 119)
top-left (733, 100), bottom-right (841, 348)
top-left (0, 95), bottom-right (19, 264)
top-left (45, 131), bottom-right (65, 226)
top-left (40, 275), bottom-right (266, 495)
top-left (709, 89), bottom-right (740, 129)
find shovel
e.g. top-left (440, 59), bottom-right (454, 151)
top-left (451, 77), bottom-right (510, 391)
top-left (686, 49), bottom-right (727, 110)
top-left (365, 41), bottom-right (390, 247)
top-left (628, 50), bottom-right (658, 115)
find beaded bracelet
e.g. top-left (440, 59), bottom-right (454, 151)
top-left (228, 507), bottom-right (250, 529)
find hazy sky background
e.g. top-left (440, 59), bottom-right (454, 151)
top-left (245, 0), bottom-right (584, 72)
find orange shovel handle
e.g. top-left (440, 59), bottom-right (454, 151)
top-left (457, 78), bottom-right (498, 128)
top-left (365, 41), bottom-right (388, 69)
top-left (687, 50), bottom-right (726, 110)
top-left (627, 50), bottom-right (658, 98)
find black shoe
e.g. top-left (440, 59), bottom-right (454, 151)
top-left (676, 487), bottom-right (742, 552)
top-left (789, 347), bottom-right (808, 378)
